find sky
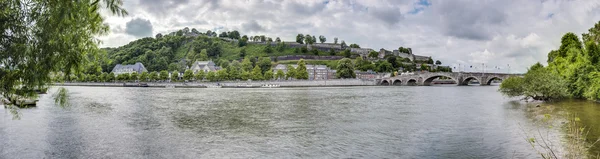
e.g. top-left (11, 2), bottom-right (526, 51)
top-left (98, 0), bottom-right (600, 73)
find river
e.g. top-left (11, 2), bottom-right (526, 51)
top-left (1, 86), bottom-right (599, 158)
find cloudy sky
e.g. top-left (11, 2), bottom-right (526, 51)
top-left (98, 0), bottom-right (600, 73)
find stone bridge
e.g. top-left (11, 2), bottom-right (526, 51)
top-left (378, 72), bottom-right (522, 86)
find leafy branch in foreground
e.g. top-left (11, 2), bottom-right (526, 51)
top-left (1, 0), bottom-right (126, 116)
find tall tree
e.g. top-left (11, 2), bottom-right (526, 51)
top-left (257, 57), bottom-right (272, 74)
top-left (319, 35), bottom-right (326, 43)
top-left (296, 34), bottom-right (305, 44)
top-left (1, 0), bottom-right (127, 102)
top-left (149, 71), bottom-right (158, 81)
top-left (241, 57), bottom-right (253, 72)
top-left (251, 65), bottom-right (263, 80)
top-left (183, 70), bottom-right (194, 81)
top-left (264, 69), bottom-right (274, 80)
top-left (295, 59), bottom-right (309, 79)
top-left (160, 71), bottom-right (169, 81)
top-left (140, 72), bottom-right (149, 82)
top-left (286, 65), bottom-right (296, 80)
top-left (276, 69), bottom-right (285, 80)
top-left (336, 58), bottom-right (356, 78)
top-left (334, 37), bottom-right (338, 44)
top-left (195, 71), bottom-right (205, 81)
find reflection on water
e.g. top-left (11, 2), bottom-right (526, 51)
top-left (1, 86), bottom-right (599, 158)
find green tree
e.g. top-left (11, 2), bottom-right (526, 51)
top-left (216, 69), bottom-right (229, 81)
top-left (336, 58), bottom-right (356, 78)
top-left (241, 71), bottom-right (251, 80)
top-left (149, 71), bottom-right (158, 82)
top-left (334, 37), bottom-right (338, 44)
top-left (251, 65), bottom-right (263, 80)
top-left (368, 51), bottom-right (379, 59)
top-left (195, 71), bottom-right (205, 81)
top-left (582, 21), bottom-right (600, 43)
top-left (304, 34), bottom-right (313, 45)
top-left (349, 44), bottom-right (360, 48)
top-left (206, 71), bottom-right (217, 82)
top-left (100, 72), bottom-right (108, 82)
top-left (342, 49), bottom-right (352, 58)
top-left (264, 69), bottom-right (274, 80)
top-left (183, 70), bottom-right (194, 81)
top-left (257, 57), bottom-right (272, 73)
top-left (499, 65), bottom-right (569, 101)
top-left (377, 61), bottom-right (394, 73)
top-left (296, 34), bottom-right (305, 44)
top-left (240, 48), bottom-right (247, 58)
top-left (228, 61), bottom-right (241, 80)
top-left (264, 44), bottom-right (273, 53)
top-left (319, 35), bottom-right (326, 43)
top-left (241, 57), bottom-right (253, 72)
top-left (160, 71), bottom-right (169, 81)
top-left (285, 65), bottom-right (296, 80)
top-left (108, 72), bottom-right (115, 82)
top-left (171, 71), bottom-right (179, 81)
top-left (199, 49), bottom-right (209, 61)
top-left (435, 60), bottom-right (442, 65)
top-left (0, 0), bottom-right (127, 102)
top-left (140, 72), bottom-right (149, 82)
top-left (130, 72), bottom-right (139, 81)
top-left (276, 69), bottom-right (285, 80)
top-left (295, 59), bottom-right (309, 79)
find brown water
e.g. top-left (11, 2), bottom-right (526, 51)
top-left (1, 86), bottom-right (599, 158)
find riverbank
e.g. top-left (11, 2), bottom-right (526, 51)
top-left (53, 79), bottom-right (378, 88)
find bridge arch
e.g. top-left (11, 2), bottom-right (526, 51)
top-left (393, 79), bottom-right (402, 86)
top-left (461, 76), bottom-right (481, 86)
top-left (485, 76), bottom-right (503, 85)
top-left (423, 75), bottom-right (457, 86)
top-left (407, 79), bottom-right (418, 86)
top-left (381, 80), bottom-right (390, 86)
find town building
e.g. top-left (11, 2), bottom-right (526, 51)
top-left (379, 48), bottom-right (393, 59)
top-left (351, 48), bottom-right (374, 57)
top-left (190, 61), bottom-right (219, 73)
top-left (272, 64), bottom-right (337, 80)
top-left (111, 62), bottom-right (148, 75)
top-left (414, 55), bottom-right (431, 63)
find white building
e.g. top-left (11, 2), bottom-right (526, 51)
top-left (190, 61), bottom-right (219, 73)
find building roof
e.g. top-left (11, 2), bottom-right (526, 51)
top-left (192, 61), bottom-right (218, 71)
top-left (111, 62), bottom-right (147, 73)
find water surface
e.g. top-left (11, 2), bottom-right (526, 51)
top-left (2, 86), bottom-right (599, 158)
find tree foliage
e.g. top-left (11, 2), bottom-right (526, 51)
top-left (0, 0), bottom-right (127, 101)
top-left (501, 23), bottom-right (600, 101)
top-left (295, 59), bottom-right (309, 79)
top-left (336, 58), bottom-right (356, 78)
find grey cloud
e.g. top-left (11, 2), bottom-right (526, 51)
top-left (369, 7), bottom-right (404, 26)
top-left (241, 20), bottom-right (265, 32)
top-left (125, 18), bottom-right (153, 38)
top-left (284, 1), bottom-right (326, 16)
top-left (435, 0), bottom-right (507, 41)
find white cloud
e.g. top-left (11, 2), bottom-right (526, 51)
top-left (97, 0), bottom-right (600, 73)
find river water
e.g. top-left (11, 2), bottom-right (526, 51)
top-left (1, 86), bottom-right (599, 158)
